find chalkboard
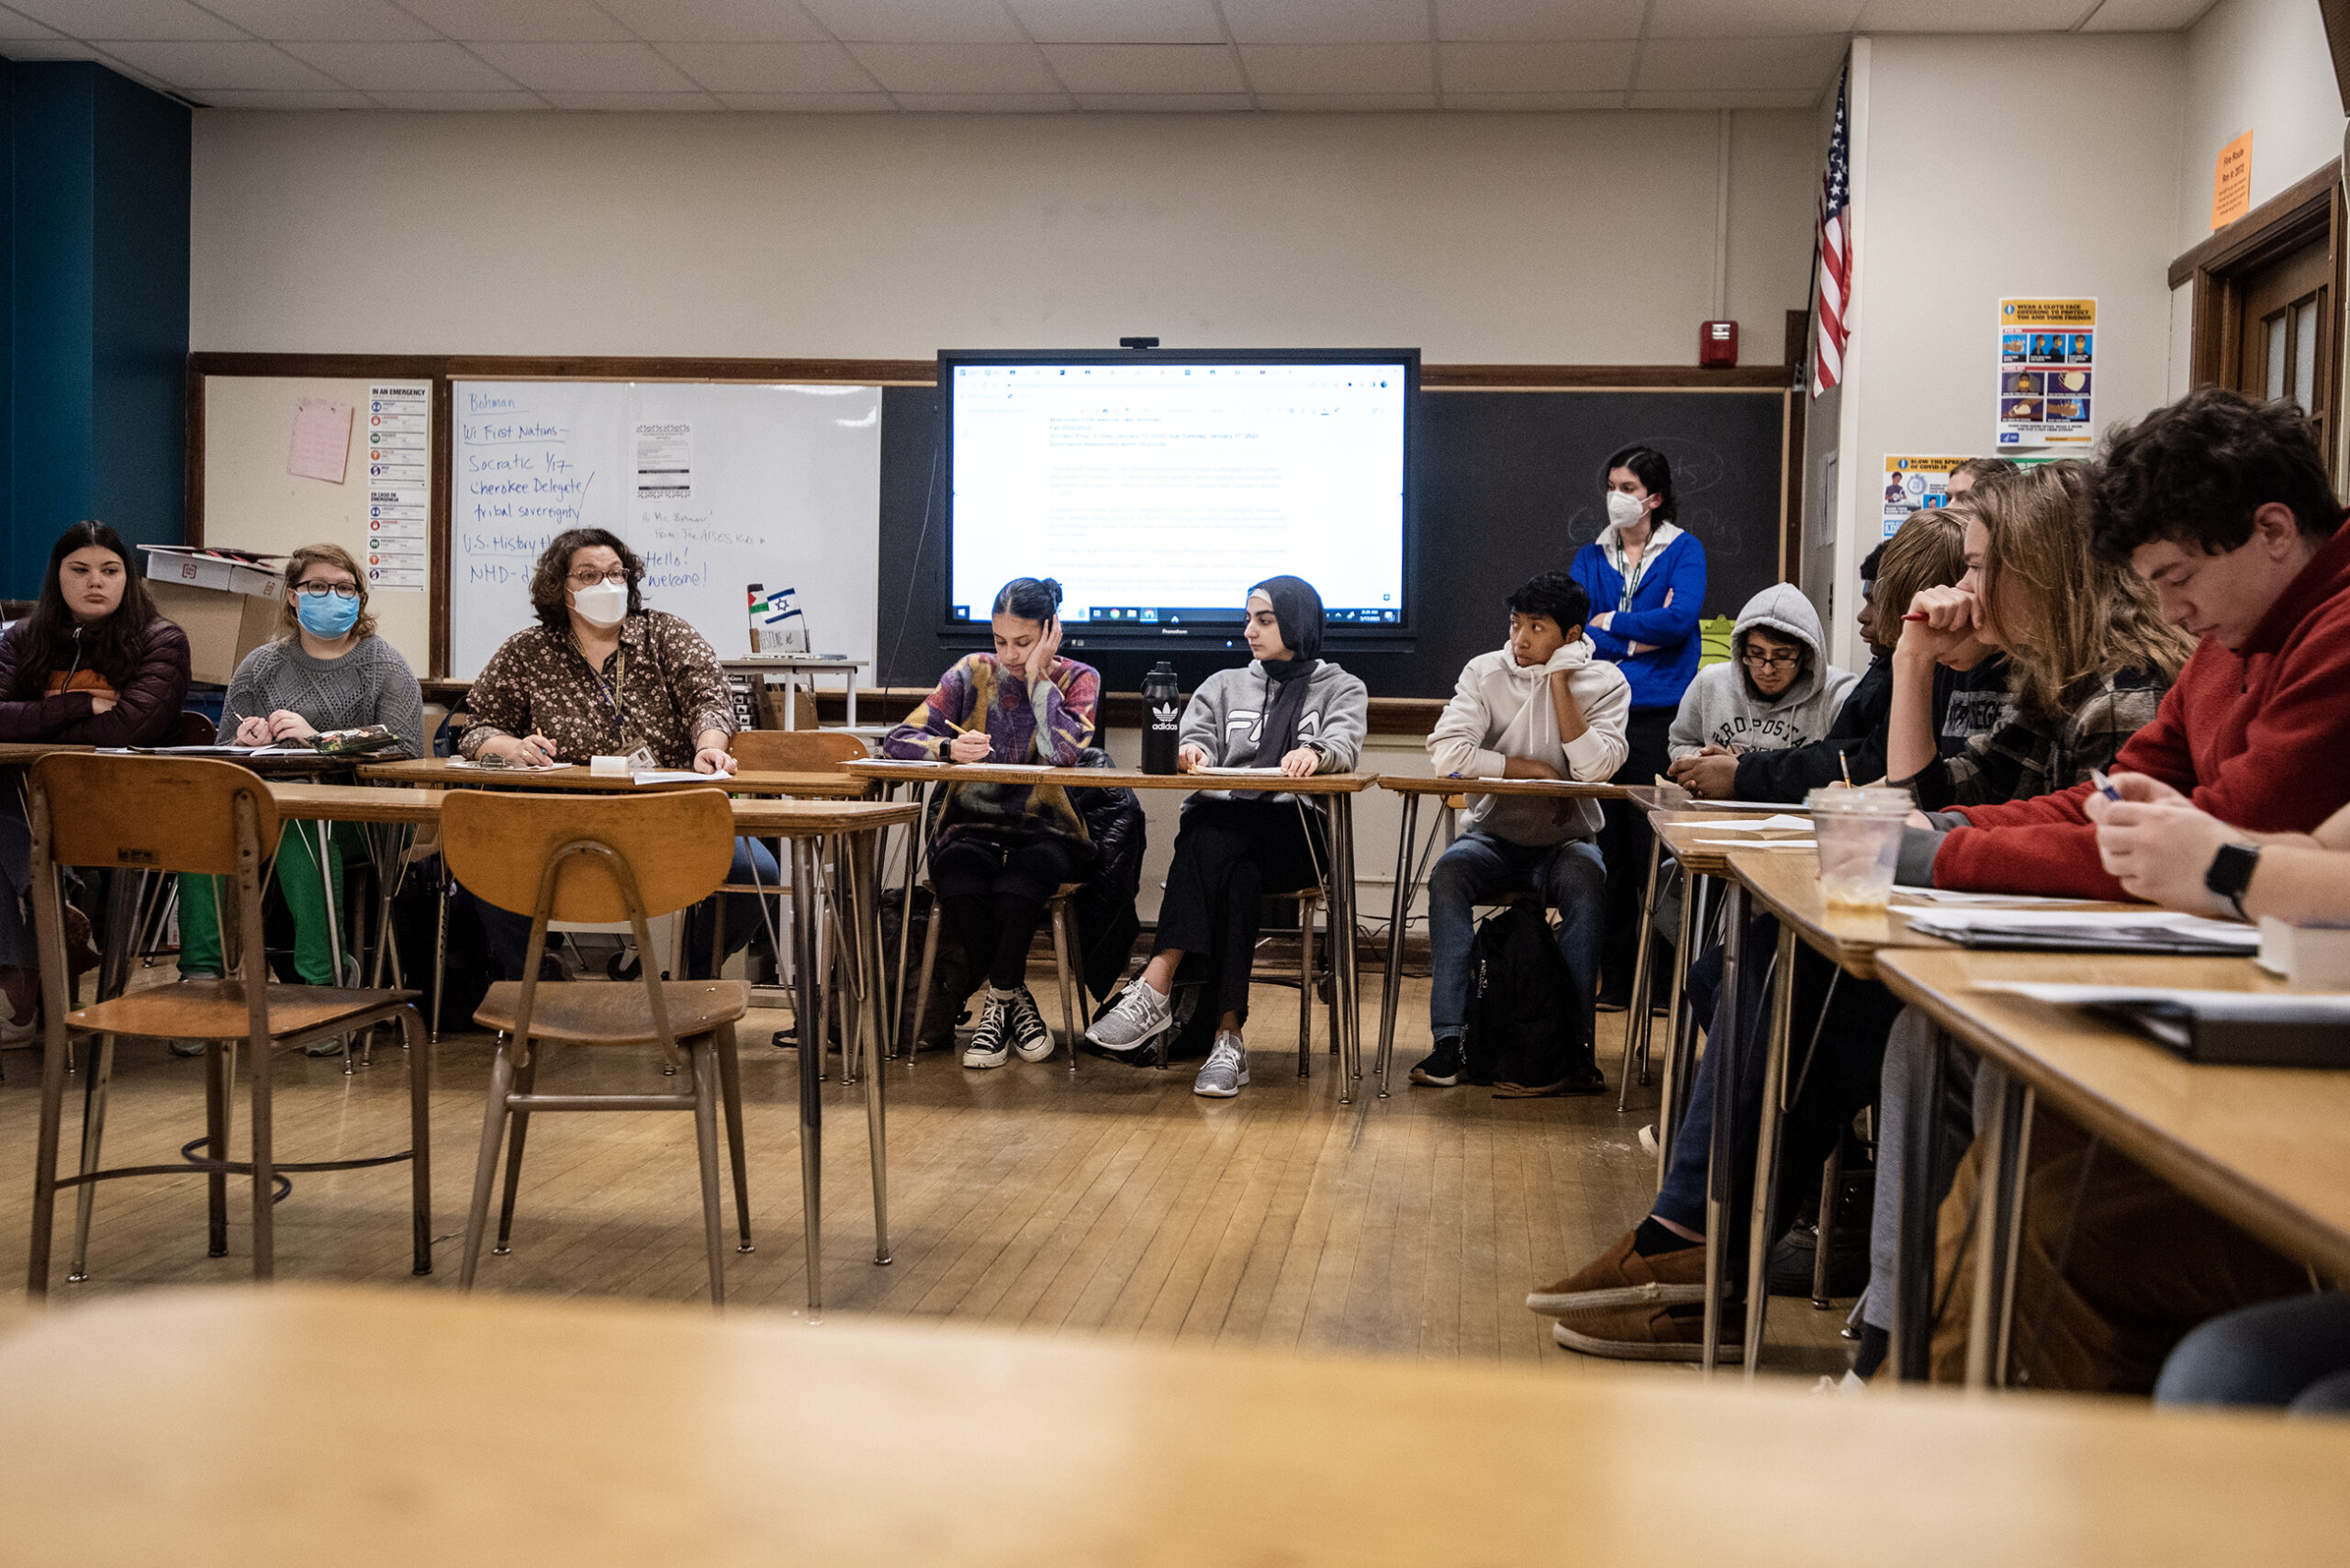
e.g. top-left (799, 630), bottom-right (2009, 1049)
top-left (877, 386), bottom-right (1788, 700)
top-left (448, 381), bottom-right (882, 679)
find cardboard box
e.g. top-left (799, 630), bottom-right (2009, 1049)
top-left (140, 544), bottom-right (282, 599)
top-left (148, 578), bottom-right (283, 685)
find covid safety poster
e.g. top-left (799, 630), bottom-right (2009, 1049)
top-left (1997, 298), bottom-right (2096, 449)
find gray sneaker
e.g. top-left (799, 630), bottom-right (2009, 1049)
top-left (1084, 978), bottom-right (1174, 1053)
top-left (1193, 1033), bottom-right (1248, 1098)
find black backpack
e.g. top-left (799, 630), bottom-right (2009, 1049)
top-left (1462, 902), bottom-right (1603, 1093)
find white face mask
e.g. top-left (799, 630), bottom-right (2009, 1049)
top-left (1606, 490), bottom-right (1648, 531)
top-left (571, 581), bottom-right (628, 629)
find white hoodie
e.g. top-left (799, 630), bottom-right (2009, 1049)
top-left (1427, 637), bottom-right (1631, 845)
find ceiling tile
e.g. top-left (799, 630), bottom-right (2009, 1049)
top-left (7, 0), bottom-right (241, 39)
top-left (540, 90), bottom-right (722, 108)
top-left (193, 0), bottom-right (439, 40)
top-left (1854, 0), bottom-right (2087, 28)
top-left (1237, 42), bottom-right (1433, 92)
top-left (1628, 86), bottom-right (1831, 107)
top-left (280, 41), bottom-right (517, 90)
top-left (800, 0), bottom-right (1026, 43)
top-left (894, 91), bottom-right (1074, 109)
top-left (655, 41), bottom-right (874, 92)
top-left (365, 90), bottom-right (548, 107)
top-left (188, 87), bottom-right (379, 106)
top-left (1219, 0), bottom-right (1430, 44)
top-left (0, 6), bottom-right (58, 39)
top-left (1070, 91), bottom-right (1253, 108)
top-left (1635, 34), bottom-right (1847, 91)
top-left (596, 0), bottom-right (832, 40)
top-left (1435, 0), bottom-right (1646, 39)
top-left (2078, 0), bottom-right (2220, 28)
top-left (844, 40), bottom-right (1058, 92)
top-left (388, 0), bottom-right (632, 42)
top-left (712, 90), bottom-right (895, 107)
top-left (0, 38), bottom-right (103, 57)
top-left (1254, 91), bottom-right (1437, 108)
top-left (1438, 39), bottom-right (1635, 92)
top-left (1039, 43), bottom-right (1244, 93)
top-left (1442, 89), bottom-right (1626, 107)
top-left (99, 39), bottom-right (339, 87)
top-left (1008, 0), bottom-right (1224, 43)
top-left (466, 41), bottom-right (699, 91)
top-left (1648, 0), bottom-right (1864, 36)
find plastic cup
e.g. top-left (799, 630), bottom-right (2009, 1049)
top-left (1807, 785), bottom-right (1914, 911)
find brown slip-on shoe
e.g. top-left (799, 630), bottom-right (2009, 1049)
top-left (1550, 1301), bottom-right (1742, 1364)
top-left (1526, 1228), bottom-right (1709, 1316)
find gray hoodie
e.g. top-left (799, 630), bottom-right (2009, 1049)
top-left (1667, 583), bottom-right (1857, 760)
top-left (1179, 658), bottom-right (1369, 803)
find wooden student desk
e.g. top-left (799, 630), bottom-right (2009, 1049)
top-left (847, 759), bottom-right (1374, 1093)
top-left (360, 756), bottom-right (870, 799)
top-left (1366, 773), bottom-right (1629, 1096)
top-left (1874, 946), bottom-right (2350, 1389)
top-left (6, 1284), bottom-right (2348, 1568)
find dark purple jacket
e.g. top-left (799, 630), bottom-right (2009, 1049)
top-left (0, 616), bottom-right (191, 745)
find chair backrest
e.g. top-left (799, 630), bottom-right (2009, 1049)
top-left (728, 728), bottom-right (868, 772)
top-left (441, 787), bottom-right (736, 923)
top-left (419, 701), bottom-right (450, 753)
top-left (30, 754), bottom-right (278, 876)
top-left (173, 710), bottom-right (217, 745)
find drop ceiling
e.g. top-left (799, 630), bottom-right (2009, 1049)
top-left (0, 0), bottom-right (2220, 112)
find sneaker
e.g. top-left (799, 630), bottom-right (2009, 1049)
top-left (1084, 977), bottom-right (1174, 1054)
top-left (0, 1012), bottom-right (37, 1048)
top-left (1551, 1300), bottom-right (1741, 1363)
top-left (1408, 1036), bottom-right (1465, 1087)
top-left (1006, 984), bottom-right (1057, 1063)
top-left (1192, 1032), bottom-right (1248, 1097)
top-left (1526, 1229), bottom-right (1708, 1316)
top-left (962, 991), bottom-right (1012, 1070)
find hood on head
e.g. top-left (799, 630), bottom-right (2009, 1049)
top-left (1247, 575), bottom-right (1325, 663)
top-left (1730, 583), bottom-right (1830, 705)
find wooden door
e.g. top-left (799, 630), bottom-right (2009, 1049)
top-left (2236, 235), bottom-right (2334, 452)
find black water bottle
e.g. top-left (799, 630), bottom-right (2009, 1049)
top-left (1141, 661), bottom-right (1181, 775)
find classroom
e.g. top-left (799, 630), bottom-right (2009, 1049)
top-left (3, 0), bottom-right (2349, 1560)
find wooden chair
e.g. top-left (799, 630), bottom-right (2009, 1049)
top-left (907, 881), bottom-right (1085, 1069)
top-left (22, 756), bottom-right (431, 1294)
top-left (441, 787), bottom-right (760, 1305)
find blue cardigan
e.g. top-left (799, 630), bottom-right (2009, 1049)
top-left (1569, 527), bottom-right (1707, 712)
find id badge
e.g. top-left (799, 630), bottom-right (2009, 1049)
top-left (625, 745), bottom-right (658, 771)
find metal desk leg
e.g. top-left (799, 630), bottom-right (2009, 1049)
top-left (1617, 831), bottom-right (1665, 1111)
top-left (1699, 879), bottom-right (1746, 1376)
top-left (1374, 793), bottom-right (1420, 1098)
top-left (1331, 793), bottom-right (1360, 1100)
top-left (1654, 871), bottom-right (1707, 1189)
top-left (790, 836), bottom-right (824, 1313)
top-left (1740, 922), bottom-right (1799, 1383)
top-left (784, 679), bottom-right (797, 731)
top-left (1895, 1025), bottom-right (1954, 1382)
top-left (846, 678), bottom-right (857, 730)
top-left (1965, 1069), bottom-right (2034, 1390)
top-left (852, 831), bottom-right (891, 1266)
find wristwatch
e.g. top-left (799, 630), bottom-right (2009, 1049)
top-left (2203, 841), bottom-right (2260, 919)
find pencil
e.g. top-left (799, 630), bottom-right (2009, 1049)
top-left (1839, 751), bottom-right (1853, 788)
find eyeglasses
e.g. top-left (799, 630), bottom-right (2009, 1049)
top-left (1741, 649), bottom-right (1802, 670)
top-left (294, 582), bottom-right (362, 600)
top-left (567, 568), bottom-right (630, 588)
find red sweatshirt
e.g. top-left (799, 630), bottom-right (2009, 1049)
top-left (1931, 519), bottom-right (2350, 899)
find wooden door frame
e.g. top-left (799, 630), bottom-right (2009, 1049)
top-left (2170, 159), bottom-right (2344, 411)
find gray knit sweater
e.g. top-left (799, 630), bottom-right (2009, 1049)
top-left (224, 635), bottom-right (424, 757)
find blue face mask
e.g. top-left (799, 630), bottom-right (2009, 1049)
top-left (297, 591), bottom-right (361, 639)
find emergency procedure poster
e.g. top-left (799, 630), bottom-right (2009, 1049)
top-left (1880, 455), bottom-right (1969, 540)
top-left (1997, 298), bottom-right (2096, 449)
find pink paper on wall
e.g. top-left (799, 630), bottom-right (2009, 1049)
top-left (288, 398), bottom-right (353, 483)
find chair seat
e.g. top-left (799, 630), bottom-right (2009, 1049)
top-left (475, 979), bottom-right (750, 1047)
top-left (67, 980), bottom-right (418, 1042)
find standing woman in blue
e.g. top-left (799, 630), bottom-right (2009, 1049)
top-left (1570, 444), bottom-right (1707, 1009)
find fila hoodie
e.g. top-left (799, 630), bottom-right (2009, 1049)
top-left (1667, 583), bottom-right (1857, 759)
top-left (1427, 638), bottom-right (1632, 845)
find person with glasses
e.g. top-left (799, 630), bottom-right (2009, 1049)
top-left (1665, 583), bottom-right (1855, 773)
top-left (458, 527), bottom-right (757, 981)
top-left (177, 543), bottom-right (424, 1023)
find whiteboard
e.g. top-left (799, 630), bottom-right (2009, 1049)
top-left (449, 381), bottom-right (882, 680)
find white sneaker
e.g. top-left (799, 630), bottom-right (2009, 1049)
top-left (1085, 977), bottom-right (1174, 1053)
top-left (962, 990), bottom-right (1012, 1070)
top-left (1006, 984), bottom-right (1057, 1063)
top-left (1193, 1032), bottom-right (1248, 1097)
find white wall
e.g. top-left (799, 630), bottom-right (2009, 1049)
top-left (190, 108), bottom-right (1818, 364)
top-left (2178, 0), bottom-right (2346, 254)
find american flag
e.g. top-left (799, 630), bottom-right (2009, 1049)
top-left (1811, 69), bottom-right (1852, 397)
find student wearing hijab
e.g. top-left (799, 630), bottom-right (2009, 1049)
top-left (1084, 576), bottom-right (1368, 1097)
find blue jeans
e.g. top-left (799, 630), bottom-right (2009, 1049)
top-left (472, 837), bottom-right (781, 982)
top-left (1427, 831), bottom-right (1605, 1037)
top-left (2155, 1294), bottom-right (2350, 1415)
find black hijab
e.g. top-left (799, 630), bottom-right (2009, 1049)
top-left (1248, 576), bottom-right (1325, 766)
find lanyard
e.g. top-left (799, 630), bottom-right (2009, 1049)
top-left (579, 641), bottom-right (631, 745)
top-left (1617, 537), bottom-right (1655, 612)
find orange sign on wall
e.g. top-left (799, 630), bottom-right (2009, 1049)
top-left (2211, 130), bottom-right (2253, 230)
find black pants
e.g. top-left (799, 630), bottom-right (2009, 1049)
top-left (1155, 798), bottom-right (1327, 1025)
top-left (931, 833), bottom-right (1082, 992)
top-left (1596, 705), bottom-right (1676, 1000)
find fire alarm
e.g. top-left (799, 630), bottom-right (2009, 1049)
top-left (1699, 319), bottom-right (1739, 368)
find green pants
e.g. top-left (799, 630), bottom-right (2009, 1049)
top-left (177, 822), bottom-right (363, 986)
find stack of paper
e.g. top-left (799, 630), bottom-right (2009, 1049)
top-left (1903, 908), bottom-right (2256, 953)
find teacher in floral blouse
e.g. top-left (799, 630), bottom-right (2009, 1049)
top-left (458, 527), bottom-right (769, 981)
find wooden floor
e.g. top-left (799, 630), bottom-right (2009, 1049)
top-left (0, 964), bottom-right (1852, 1377)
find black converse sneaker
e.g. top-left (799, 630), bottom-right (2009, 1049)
top-left (1006, 984), bottom-right (1057, 1063)
top-left (962, 990), bottom-right (1013, 1070)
